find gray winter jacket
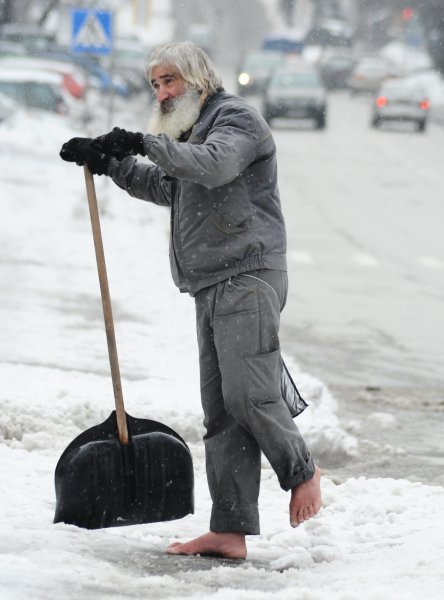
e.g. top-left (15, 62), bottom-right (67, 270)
top-left (107, 90), bottom-right (287, 294)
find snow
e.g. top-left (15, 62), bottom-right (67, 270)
top-left (1, 108), bottom-right (444, 599)
top-left (379, 40), bottom-right (433, 74)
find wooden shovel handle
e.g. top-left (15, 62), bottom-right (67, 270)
top-left (83, 166), bottom-right (129, 445)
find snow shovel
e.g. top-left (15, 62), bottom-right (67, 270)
top-left (53, 166), bottom-right (194, 529)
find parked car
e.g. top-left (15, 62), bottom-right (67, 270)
top-left (0, 56), bottom-right (87, 99)
top-left (0, 23), bottom-right (56, 55)
top-left (371, 78), bottom-right (430, 132)
top-left (348, 56), bottom-right (396, 94)
top-left (237, 50), bottom-right (284, 96)
top-left (263, 65), bottom-right (327, 128)
top-left (42, 49), bottom-right (129, 97)
top-left (319, 52), bottom-right (356, 89)
top-left (0, 68), bottom-right (68, 115)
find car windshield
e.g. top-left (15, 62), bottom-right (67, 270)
top-left (271, 71), bottom-right (320, 88)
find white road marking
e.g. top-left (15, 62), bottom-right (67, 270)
top-left (288, 252), bottom-right (443, 271)
top-left (417, 256), bottom-right (444, 269)
top-left (289, 250), bottom-right (315, 264)
top-left (353, 253), bottom-right (379, 267)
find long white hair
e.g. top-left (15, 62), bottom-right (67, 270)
top-left (145, 41), bottom-right (223, 95)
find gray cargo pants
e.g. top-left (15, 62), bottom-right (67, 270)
top-left (194, 269), bottom-right (315, 535)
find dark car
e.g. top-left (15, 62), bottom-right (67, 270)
top-left (263, 65), bottom-right (327, 129)
top-left (319, 53), bottom-right (356, 89)
top-left (236, 50), bottom-right (284, 96)
top-left (371, 78), bottom-right (430, 132)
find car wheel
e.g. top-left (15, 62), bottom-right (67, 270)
top-left (316, 115), bottom-right (326, 129)
top-left (417, 119), bottom-right (427, 132)
top-left (371, 117), bottom-right (380, 128)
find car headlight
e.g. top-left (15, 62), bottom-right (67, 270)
top-left (238, 72), bottom-right (250, 86)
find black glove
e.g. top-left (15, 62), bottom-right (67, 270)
top-left (60, 137), bottom-right (110, 176)
top-left (91, 127), bottom-right (145, 159)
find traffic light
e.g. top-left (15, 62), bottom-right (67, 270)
top-left (401, 7), bottom-right (414, 21)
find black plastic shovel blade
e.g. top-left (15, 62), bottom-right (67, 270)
top-left (53, 411), bottom-right (194, 529)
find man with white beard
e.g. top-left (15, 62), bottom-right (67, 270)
top-left (147, 78), bottom-right (202, 139)
top-left (60, 41), bottom-right (321, 559)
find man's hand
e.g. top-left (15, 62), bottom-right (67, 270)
top-left (91, 127), bottom-right (145, 159)
top-left (60, 137), bottom-right (111, 176)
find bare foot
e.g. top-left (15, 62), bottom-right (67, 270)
top-left (166, 531), bottom-right (247, 559)
top-left (289, 465), bottom-right (322, 528)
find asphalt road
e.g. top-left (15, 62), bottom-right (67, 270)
top-left (269, 91), bottom-right (444, 484)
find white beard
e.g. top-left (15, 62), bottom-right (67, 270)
top-left (147, 87), bottom-right (201, 140)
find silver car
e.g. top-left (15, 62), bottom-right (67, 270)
top-left (0, 67), bottom-right (69, 115)
top-left (348, 56), bottom-right (394, 94)
top-left (371, 79), bottom-right (430, 132)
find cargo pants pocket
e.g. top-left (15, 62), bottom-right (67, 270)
top-left (243, 348), bottom-right (282, 407)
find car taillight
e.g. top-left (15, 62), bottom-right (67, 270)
top-left (62, 74), bottom-right (85, 99)
top-left (419, 99), bottom-right (430, 110)
top-left (376, 96), bottom-right (388, 108)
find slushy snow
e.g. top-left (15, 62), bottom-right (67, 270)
top-left (1, 110), bottom-right (443, 600)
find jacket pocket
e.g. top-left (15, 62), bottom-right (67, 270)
top-left (209, 209), bottom-right (250, 237)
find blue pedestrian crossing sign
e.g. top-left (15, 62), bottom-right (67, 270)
top-left (71, 9), bottom-right (113, 55)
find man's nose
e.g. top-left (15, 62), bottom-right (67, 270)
top-left (157, 87), bottom-right (170, 103)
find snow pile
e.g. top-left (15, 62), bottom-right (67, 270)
top-left (0, 110), bottom-right (80, 156)
top-left (282, 355), bottom-right (358, 461)
top-left (380, 40), bottom-right (433, 74)
top-left (1, 106), bottom-right (443, 600)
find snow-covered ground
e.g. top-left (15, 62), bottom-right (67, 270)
top-left (1, 107), bottom-right (444, 599)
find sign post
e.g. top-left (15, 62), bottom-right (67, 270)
top-left (71, 9), bottom-right (115, 129)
